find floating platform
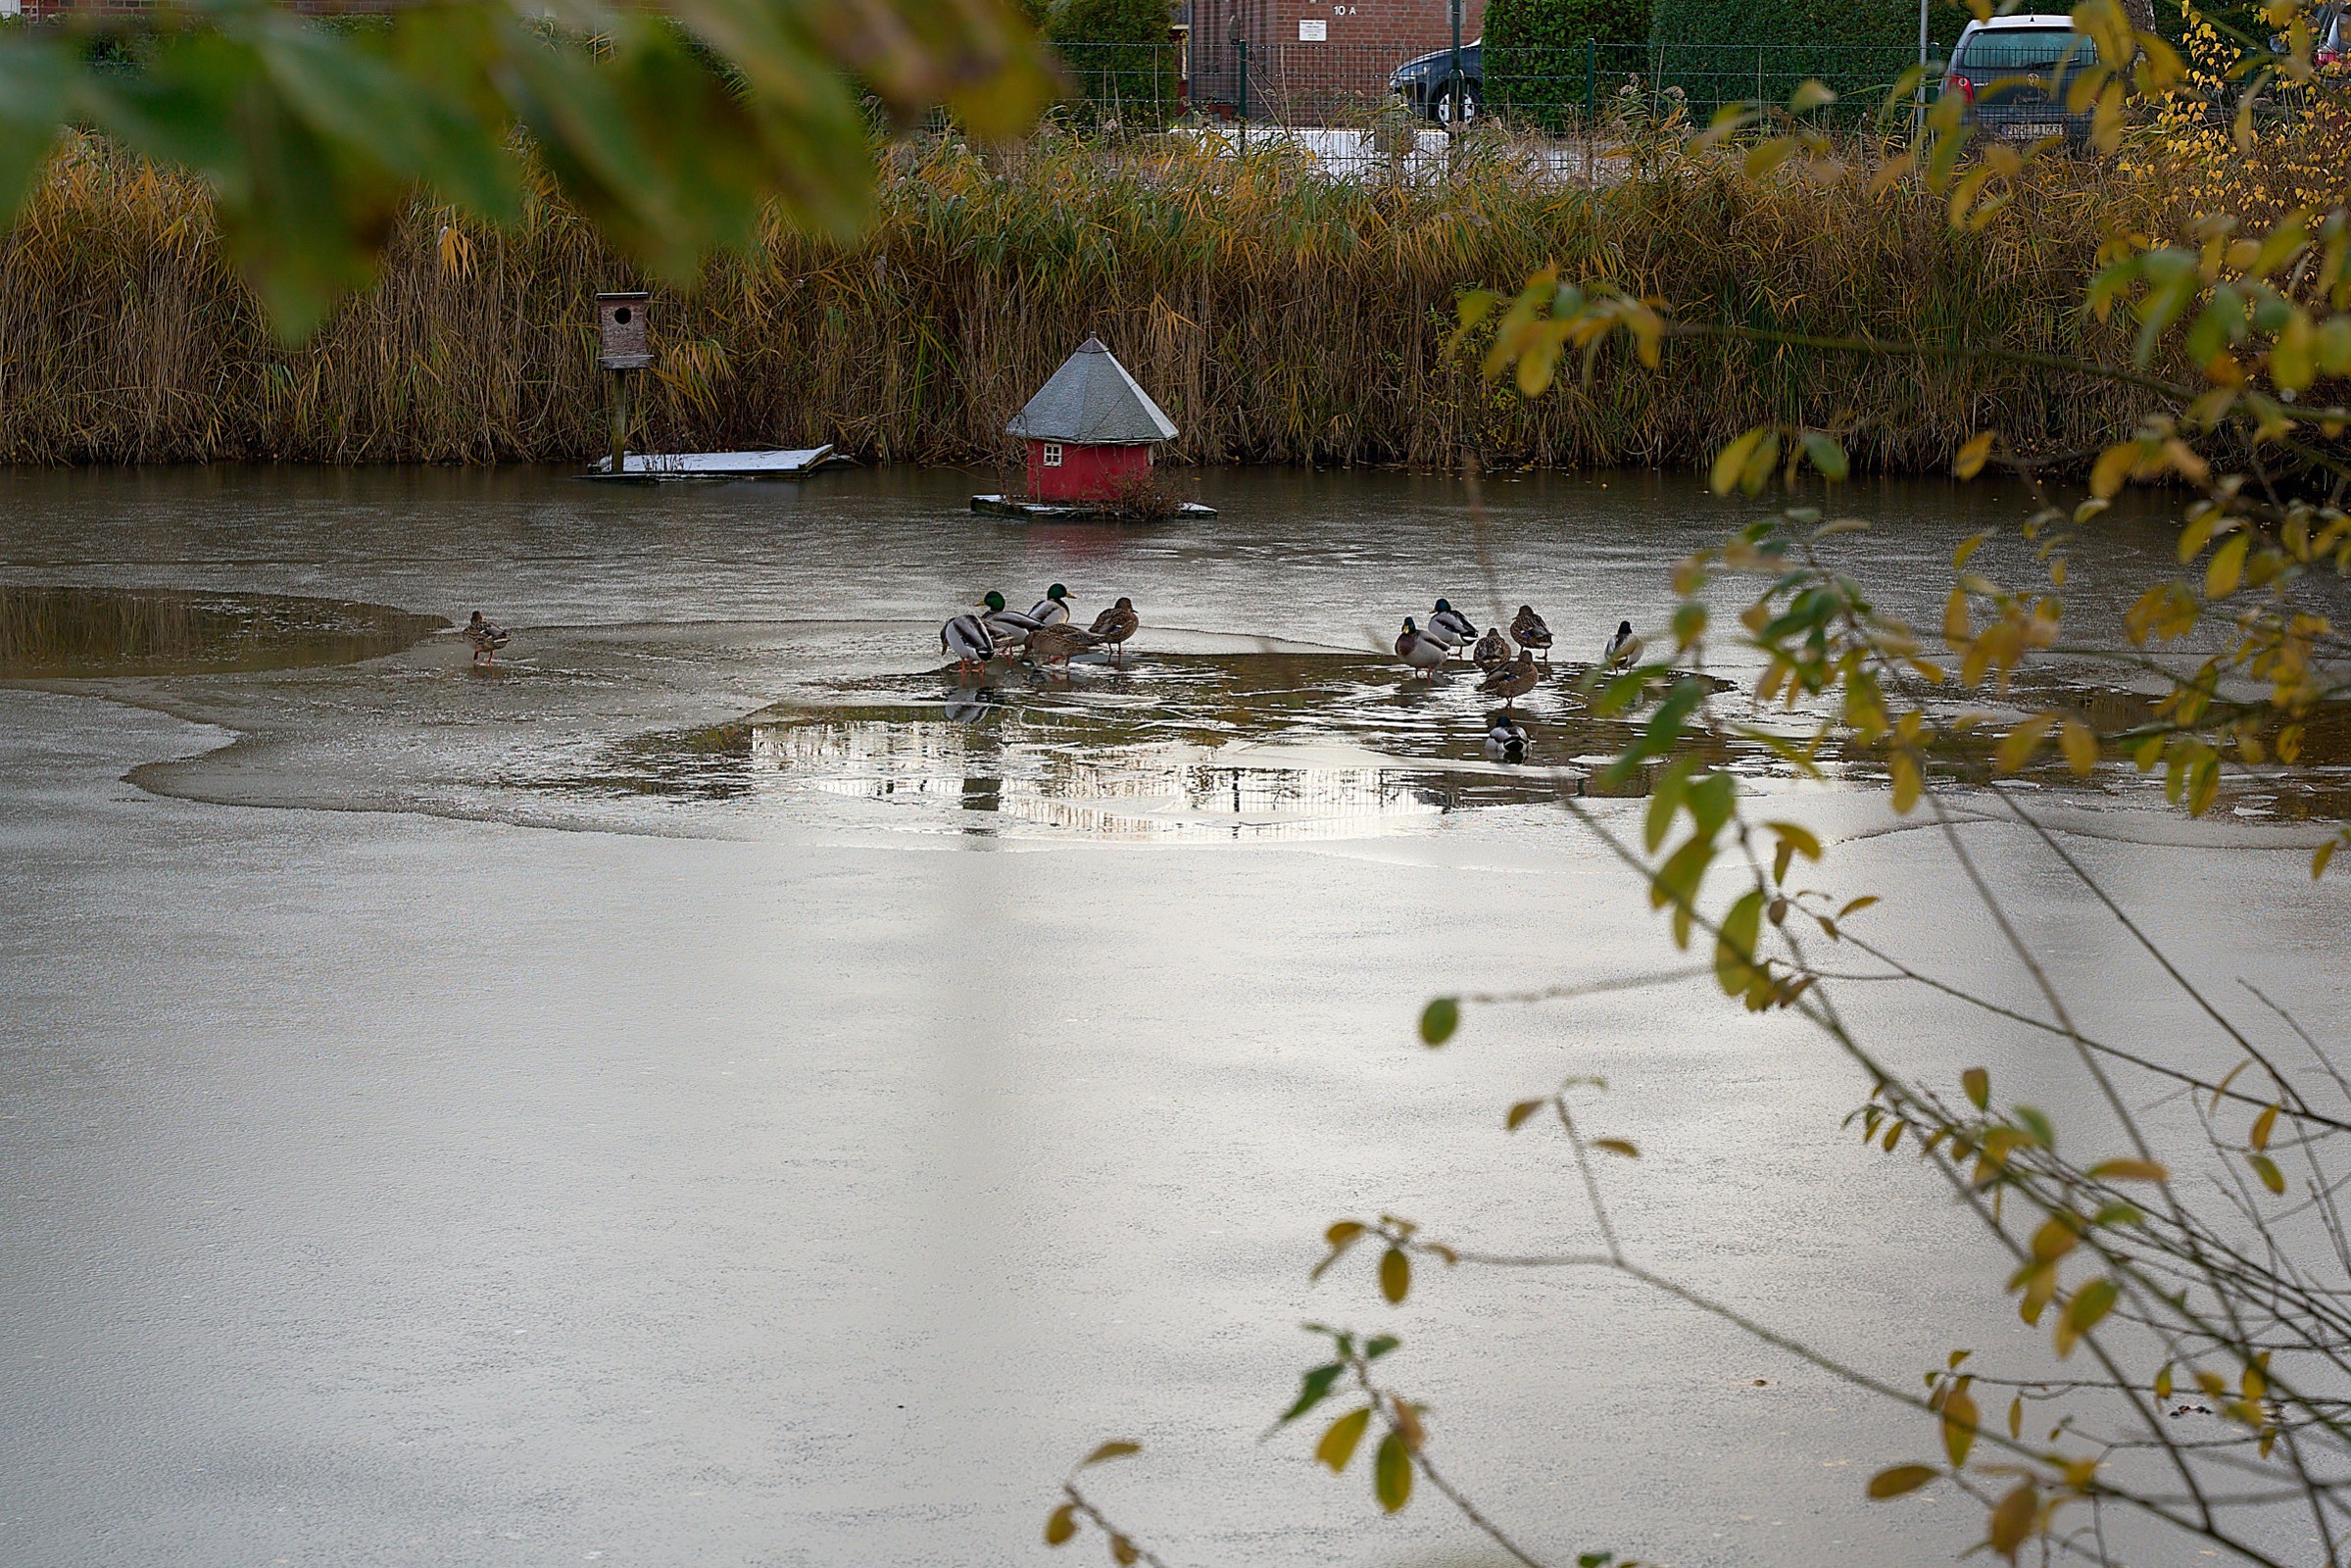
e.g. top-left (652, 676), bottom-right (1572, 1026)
top-left (583, 445), bottom-right (847, 482)
top-left (970, 493), bottom-right (1217, 520)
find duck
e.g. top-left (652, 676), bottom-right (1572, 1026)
top-left (1485, 711), bottom-right (1530, 763)
top-left (1511, 606), bottom-right (1553, 662)
top-left (1427, 598), bottom-right (1476, 652)
top-left (465, 611), bottom-right (511, 667)
top-left (1024, 620), bottom-right (1102, 673)
top-left (1088, 596), bottom-right (1140, 662)
top-left (1472, 625), bottom-right (1513, 675)
top-left (1604, 619), bottom-right (1643, 669)
top-left (942, 606), bottom-right (996, 673)
top-left (1478, 650), bottom-right (1539, 713)
top-left (983, 590), bottom-right (1042, 650)
top-left (1030, 583), bottom-right (1073, 625)
top-left (1396, 617), bottom-right (1448, 680)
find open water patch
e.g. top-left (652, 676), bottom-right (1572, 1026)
top-left (543, 651), bottom-right (1746, 839)
top-left (0, 585), bottom-right (447, 678)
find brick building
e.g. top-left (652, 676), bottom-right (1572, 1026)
top-left (1185, 0), bottom-right (1485, 121)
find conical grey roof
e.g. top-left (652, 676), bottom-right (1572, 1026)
top-left (1006, 337), bottom-right (1179, 445)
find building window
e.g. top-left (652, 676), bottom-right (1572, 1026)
top-left (1042, 443), bottom-right (1063, 466)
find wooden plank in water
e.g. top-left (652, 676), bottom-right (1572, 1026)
top-left (583, 446), bottom-right (846, 482)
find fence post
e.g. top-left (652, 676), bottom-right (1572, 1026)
top-left (1585, 38), bottom-right (1597, 184)
top-left (1236, 36), bottom-right (1248, 153)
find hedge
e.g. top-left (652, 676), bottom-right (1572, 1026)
top-left (1645, 0), bottom-right (1974, 116)
top-left (1486, 0), bottom-right (1652, 127)
top-left (1046, 0), bottom-right (1178, 129)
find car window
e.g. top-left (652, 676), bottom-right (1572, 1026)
top-left (1958, 28), bottom-right (2093, 74)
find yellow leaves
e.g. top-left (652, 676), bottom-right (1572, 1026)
top-left (2206, 532), bottom-right (2250, 598)
top-left (1890, 750), bottom-right (1922, 814)
top-left (1418, 998), bottom-right (1458, 1046)
top-left (1080, 1441), bottom-right (1141, 1467)
top-left (1954, 432), bottom-right (1996, 480)
top-left (1312, 1221), bottom-right (1366, 1281)
top-left (1994, 712), bottom-right (2060, 774)
top-left (2251, 1103), bottom-right (2278, 1152)
top-left (1372, 1431), bottom-right (1412, 1512)
top-left (2317, 833), bottom-right (2343, 879)
top-left (1110, 1534), bottom-right (1140, 1565)
top-left (2059, 719), bottom-right (2099, 776)
top-left (2087, 1157), bottom-right (2169, 1183)
top-left (2031, 1212), bottom-right (2081, 1264)
top-left (1963, 1067), bottom-right (1990, 1110)
top-left (1941, 1384), bottom-right (1979, 1469)
top-left (2248, 1152), bottom-right (2287, 1196)
top-left (2125, 582), bottom-right (2199, 645)
top-left (1379, 1246), bottom-right (1411, 1304)
top-left (1943, 586), bottom-right (1974, 649)
top-left (2015, 1259), bottom-right (2060, 1325)
top-left (1710, 426), bottom-right (1781, 497)
top-left (1952, 532), bottom-right (1991, 570)
top-left (1504, 1099), bottom-right (1544, 1132)
top-left (1988, 1481), bottom-right (2038, 1562)
top-left (2272, 308), bottom-right (2316, 393)
top-left (1867, 1464), bottom-right (1937, 1499)
top-left (2056, 1278), bottom-right (2118, 1359)
top-left (2089, 441), bottom-right (2137, 500)
top-left (1767, 820), bottom-right (1822, 885)
top-left (1592, 1138), bottom-right (1641, 1159)
top-left (1044, 1504), bottom-right (1078, 1546)
top-left (1315, 1407), bottom-right (1371, 1472)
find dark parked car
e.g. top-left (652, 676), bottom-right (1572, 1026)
top-left (1391, 40), bottom-right (1481, 123)
top-left (1941, 16), bottom-right (2097, 147)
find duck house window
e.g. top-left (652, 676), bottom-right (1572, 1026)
top-left (1042, 443), bottom-right (1063, 466)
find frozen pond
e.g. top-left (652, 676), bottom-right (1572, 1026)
top-left (3, 464), bottom-right (2348, 1568)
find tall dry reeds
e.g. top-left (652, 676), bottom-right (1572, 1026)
top-left (0, 129), bottom-right (2162, 469)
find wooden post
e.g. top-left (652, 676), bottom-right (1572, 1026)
top-left (609, 371), bottom-right (630, 477)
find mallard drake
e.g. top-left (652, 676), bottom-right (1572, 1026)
top-left (1485, 711), bottom-right (1530, 763)
top-left (465, 611), bottom-right (511, 666)
top-left (1472, 626), bottom-right (1512, 675)
top-left (983, 590), bottom-right (1042, 650)
top-left (1478, 650), bottom-right (1539, 713)
top-left (942, 608), bottom-right (996, 673)
top-left (1604, 619), bottom-right (1643, 669)
top-left (1511, 606), bottom-right (1553, 662)
top-left (1030, 583), bottom-right (1073, 625)
top-left (1427, 599), bottom-right (1475, 652)
top-left (1396, 617), bottom-right (1447, 679)
top-left (1025, 620), bottom-right (1102, 673)
top-left (1088, 596), bottom-right (1139, 661)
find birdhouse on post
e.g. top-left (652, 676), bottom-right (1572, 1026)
top-left (596, 291), bottom-right (653, 369)
top-left (595, 290), bottom-right (652, 476)
top-left (1006, 337), bottom-right (1178, 504)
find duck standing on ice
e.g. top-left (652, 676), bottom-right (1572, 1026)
top-left (942, 605), bottom-right (997, 674)
top-left (1511, 606), bottom-right (1552, 663)
top-left (466, 612), bottom-right (511, 668)
top-left (1396, 617), bottom-right (1447, 680)
top-left (1088, 597), bottom-right (1140, 662)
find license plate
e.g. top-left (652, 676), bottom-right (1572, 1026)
top-left (2001, 122), bottom-right (2064, 140)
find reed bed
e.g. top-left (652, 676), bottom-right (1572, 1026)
top-left (0, 129), bottom-right (2161, 470)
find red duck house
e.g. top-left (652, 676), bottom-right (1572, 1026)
top-left (1007, 337), bottom-right (1179, 503)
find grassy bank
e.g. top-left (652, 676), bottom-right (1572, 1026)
top-left (0, 131), bottom-right (2159, 470)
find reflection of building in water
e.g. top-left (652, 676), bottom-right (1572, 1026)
top-left (749, 717), bottom-right (1447, 840)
